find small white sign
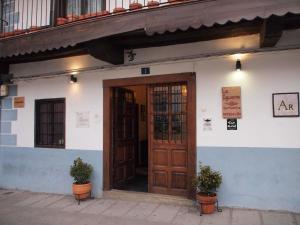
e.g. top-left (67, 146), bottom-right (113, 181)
top-left (0, 85), bottom-right (8, 97)
top-left (203, 118), bottom-right (212, 131)
top-left (76, 112), bottom-right (90, 128)
top-left (273, 93), bottom-right (299, 117)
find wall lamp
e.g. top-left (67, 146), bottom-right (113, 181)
top-left (235, 59), bottom-right (242, 71)
top-left (70, 75), bottom-right (77, 84)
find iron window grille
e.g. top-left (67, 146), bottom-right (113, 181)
top-left (35, 98), bottom-right (66, 148)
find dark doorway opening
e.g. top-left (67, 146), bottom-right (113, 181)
top-left (112, 85), bottom-right (148, 193)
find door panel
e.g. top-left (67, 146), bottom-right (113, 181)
top-left (148, 83), bottom-right (188, 196)
top-left (112, 87), bottom-right (137, 188)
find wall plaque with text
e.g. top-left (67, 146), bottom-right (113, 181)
top-left (14, 97), bottom-right (25, 108)
top-left (76, 111), bottom-right (90, 128)
top-left (273, 92), bottom-right (299, 117)
top-left (222, 86), bottom-right (242, 119)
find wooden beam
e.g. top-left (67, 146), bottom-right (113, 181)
top-left (0, 62), bottom-right (9, 74)
top-left (86, 39), bottom-right (124, 65)
top-left (0, 62), bottom-right (10, 84)
top-left (283, 13), bottom-right (300, 30)
top-left (260, 16), bottom-right (283, 48)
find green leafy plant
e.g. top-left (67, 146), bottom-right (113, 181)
top-left (70, 157), bottom-right (93, 184)
top-left (193, 163), bottom-right (222, 196)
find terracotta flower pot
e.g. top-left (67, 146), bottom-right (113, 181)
top-left (168, 0), bottom-right (185, 3)
top-left (196, 193), bottom-right (217, 214)
top-left (14, 29), bottom-right (26, 35)
top-left (72, 182), bottom-right (92, 200)
top-left (78, 14), bottom-right (86, 20)
top-left (29, 26), bottom-right (40, 32)
top-left (57, 17), bottom-right (67, 25)
top-left (66, 15), bottom-right (79, 22)
top-left (84, 12), bottom-right (98, 18)
top-left (147, 0), bottom-right (159, 8)
top-left (113, 7), bottom-right (126, 14)
top-left (97, 10), bottom-right (110, 16)
top-left (129, 2), bottom-right (143, 10)
top-left (3, 31), bottom-right (14, 37)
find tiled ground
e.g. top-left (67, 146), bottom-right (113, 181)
top-left (0, 189), bottom-right (299, 225)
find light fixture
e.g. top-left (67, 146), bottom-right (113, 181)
top-left (182, 85), bottom-right (187, 97)
top-left (70, 75), bottom-right (77, 84)
top-left (235, 59), bottom-right (242, 71)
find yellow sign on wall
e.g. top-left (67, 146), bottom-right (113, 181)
top-left (14, 97), bottom-right (25, 108)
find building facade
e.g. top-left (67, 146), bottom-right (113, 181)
top-left (1, 0), bottom-right (300, 212)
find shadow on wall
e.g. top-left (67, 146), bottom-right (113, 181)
top-left (0, 147), bottom-right (103, 197)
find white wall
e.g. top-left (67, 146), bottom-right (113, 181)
top-left (195, 51), bottom-right (300, 148)
top-left (10, 35), bottom-right (300, 150)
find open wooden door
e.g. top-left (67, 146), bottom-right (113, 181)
top-left (148, 83), bottom-right (189, 197)
top-left (112, 87), bottom-right (137, 188)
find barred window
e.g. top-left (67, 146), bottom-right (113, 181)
top-left (67, 0), bottom-right (102, 16)
top-left (35, 98), bottom-right (65, 148)
top-left (1, 0), bottom-right (19, 32)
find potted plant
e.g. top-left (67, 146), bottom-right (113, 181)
top-left (147, 0), bottom-right (159, 8)
top-left (129, 1), bottom-right (143, 10)
top-left (66, 14), bottom-right (79, 22)
top-left (29, 26), bottom-right (41, 32)
top-left (70, 157), bottom-right (93, 201)
top-left (57, 17), bottom-right (67, 25)
top-left (113, 7), bottom-right (126, 14)
top-left (14, 29), bottom-right (26, 35)
top-left (83, 12), bottom-right (98, 19)
top-left (193, 163), bottom-right (222, 214)
top-left (97, 10), bottom-right (110, 17)
top-left (3, 31), bottom-right (14, 37)
top-left (78, 14), bottom-right (87, 20)
top-left (168, 0), bottom-right (186, 4)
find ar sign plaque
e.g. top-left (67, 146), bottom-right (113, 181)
top-left (227, 119), bottom-right (237, 130)
top-left (273, 92), bottom-right (299, 117)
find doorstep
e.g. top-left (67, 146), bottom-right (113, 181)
top-left (103, 189), bottom-right (195, 206)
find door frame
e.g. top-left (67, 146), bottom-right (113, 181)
top-left (103, 72), bottom-right (196, 198)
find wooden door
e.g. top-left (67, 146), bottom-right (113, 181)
top-left (112, 87), bottom-right (137, 188)
top-left (148, 83), bottom-right (189, 197)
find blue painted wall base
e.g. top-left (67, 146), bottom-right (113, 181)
top-left (0, 147), bottom-right (103, 197)
top-left (1, 146), bottom-right (299, 212)
top-left (197, 147), bottom-right (300, 212)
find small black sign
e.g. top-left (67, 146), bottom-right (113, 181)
top-left (227, 119), bottom-right (237, 130)
top-left (141, 67), bottom-right (150, 75)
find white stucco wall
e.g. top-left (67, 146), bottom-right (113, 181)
top-left (195, 51), bottom-right (300, 148)
top-left (9, 35), bottom-right (300, 150)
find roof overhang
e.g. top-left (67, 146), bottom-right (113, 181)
top-left (0, 0), bottom-right (299, 60)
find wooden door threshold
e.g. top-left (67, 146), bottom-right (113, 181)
top-left (103, 190), bottom-right (194, 206)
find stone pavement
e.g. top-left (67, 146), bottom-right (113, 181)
top-left (0, 189), bottom-right (299, 225)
